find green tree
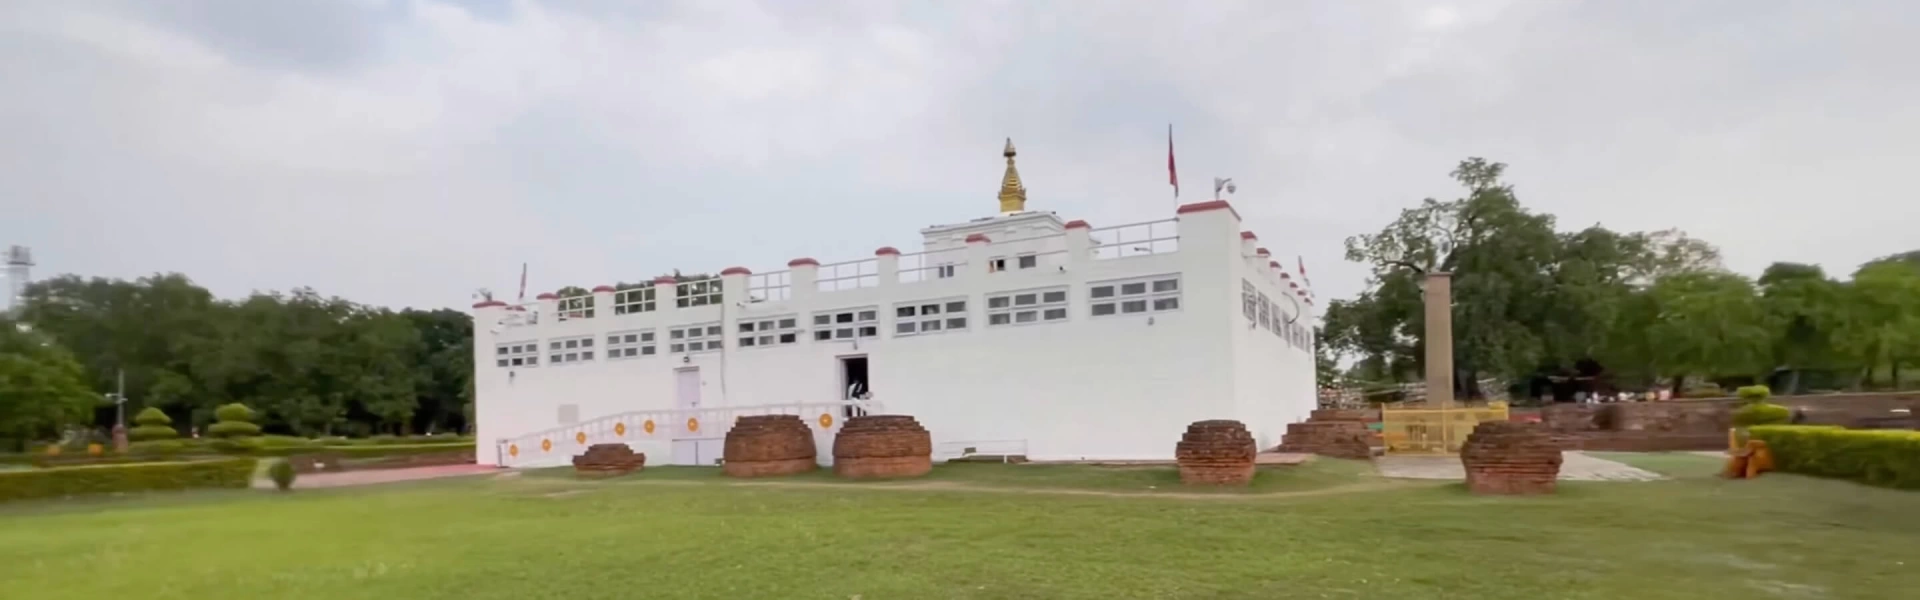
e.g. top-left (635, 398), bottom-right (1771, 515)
top-left (1757, 262), bottom-right (1843, 393)
top-left (0, 321), bottom-right (98, 449)
top-left (1832, 259), bottom-right (1920, 388)
top-left (1645, 272), bottom-right (1773, 393)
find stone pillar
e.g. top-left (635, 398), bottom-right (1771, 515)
top-left (1424, 272), bottom-right (1455, 408)
top-left (787, 258), bottom-right (819, 303)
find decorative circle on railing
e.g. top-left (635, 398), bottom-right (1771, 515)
top-left (509, 444), bottom-right (519, 457)
top-left (575, 431), bottom-right (588, 444)
top-left (541, 439), bottom-right (552, 452)
top-left (614, 422), bottom-right (627, 436)
top-left (643, 419), bottom-right (656, 434)
top-left (818, 413), bottom-right (834, 429)
top-left (686, 417), bottom-right (700, 432)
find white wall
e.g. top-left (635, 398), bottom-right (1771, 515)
top-left (473, 202), bottom-right (1313, 465)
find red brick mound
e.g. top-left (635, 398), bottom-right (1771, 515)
top-left (1175, 420), bottom-right (1257, 486)
top-left (1276, 421), bottom-right (1374, 459)
top-left (1460, 421), bottom-right (1562, 495)
top-left (833, 415), bottom-right (933, 479)
top-left (572, 444), bottom-right (646, 477)
top-left (722, 415), bottom-right (817, 478)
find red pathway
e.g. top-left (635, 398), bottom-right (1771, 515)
top-left (255, 464), bottom-right (502, 490)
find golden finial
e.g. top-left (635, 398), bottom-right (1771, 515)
top-left (998, 137), bottom-right (1027, 213)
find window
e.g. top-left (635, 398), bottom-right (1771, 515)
top-left (936, 264), bottom-right (957, 278)
top-left (669, 323), bottom-right (721, 353)
top-left (988, 257), bottom-right (1007, 273)
top-left (1257, 292), bottom-right (1271, 329)
top-left (495, 342), bottom-right (539, 368)
top-left (1017, 254), bottom-right (1038, 269)
top-left (1241, 279), bottom-right (1258, 321)
top-left (895, 299), bottom-right (968, 336)
top-left (747, 272), bottom-right (791, 303)
top-left (607, 330), bottom-right (657, 359)
top-left (676, 278), bottom-right (722, 307)
top-left (987, 287), bottom-right (1067, 326)
top-left (558, 295), bottom-right (594, 320)
top-left (813, 308), bottom-right (879, 340)
top-left (548, 335), bottom-right (596, 365)
top-left (1090, 275), bottom-right (1181, 317)
top-left (613, 287), bottom-right (656, 315)
top-left (738, 316), bottom-right (800, 348)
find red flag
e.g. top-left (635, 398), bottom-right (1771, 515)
top-left (1167, 124), bottom-right (1179, 198)
top-left (517, 263), bottom-right (528, 301)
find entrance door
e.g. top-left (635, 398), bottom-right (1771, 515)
top-left (672, 368), bottom-right (707, 466)
top-left (839, 356), bottom-right (869, 420)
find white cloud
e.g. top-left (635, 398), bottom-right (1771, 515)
top-left (2, 0), bottom-right (1916, 311)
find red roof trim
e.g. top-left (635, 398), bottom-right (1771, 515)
top-left (787, 258), bottom-right (820, 267)
top-left (652, 276), bottom-right (678, 285)
top-left (1256, 247), bottom-right (1271, 256)
top-left (472, 300), bottom-right (507, 309)
top-left (1240, 231), bottom-right (1257, 240)
top-left (1176, 200), bottom-right (1241, 220)
top-left (965, 233), bottom-right (991, 243)
top-left (591, 285), bottom-right (616, 293)
top-left (1064, 220), bottom-right (1091, 230)
top-left (720, 267), bottom-right (751, 276)
top-left (874, 246), bottom-right (901, 256)
top-left (535, 292), bottom-right (558, 300)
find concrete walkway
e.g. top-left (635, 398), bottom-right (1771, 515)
top-left (253, 464), bottom-right (501, 490)
top-left (1373, 451), bottom-right (1664, 482)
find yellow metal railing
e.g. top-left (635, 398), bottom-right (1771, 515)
top-left (1380, 402), bottom-right (1510, 455)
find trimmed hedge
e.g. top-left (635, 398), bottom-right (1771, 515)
top-left (1750, 425), bottom-right (1920, 490)
top-left (1732, 403), bottom-right (1791, 427)
top-left (0, 459), bottom-right (256, 502)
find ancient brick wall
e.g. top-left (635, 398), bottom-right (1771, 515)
top-left (722, 415), bottom-right (817, 478)
top-left (832, 415), bottom-right (933, 479)
top-left (1174, 420), bottom-right (1257, 486)
top-left (1460, 422), bottom-right (1561, 495)
top-left (572, 444), bottom-right (646, 477)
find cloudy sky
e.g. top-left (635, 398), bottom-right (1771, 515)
top-left (3, 0), bottom-right (1915, 311)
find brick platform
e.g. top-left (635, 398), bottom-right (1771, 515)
top-left (571, 444), bottom-right (646, 477)
top-left (1460, 422), bottom-right (1562, 495)
top-left (1175, 420), bottom-right (1257, 486)
top-left (1275, 421), bottom-right (1374, 459)
top-left (833, 415), bottom-right (933, 479)
top-left (722, 415), bottom-right (817, 478)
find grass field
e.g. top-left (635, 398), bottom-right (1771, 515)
top-left (2, 454), bottom-right (1916, 599)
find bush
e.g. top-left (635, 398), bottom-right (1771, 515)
top-left (267, 459), bottom-right (297, 491)
top-left (1750, 425), bottom-right (1920, 489)
top-left (258, 435), bottom-right (319, 448)
top-left (0, 459), bottom-right (256, 502)
top-left (208, 403), bottom-right (261, 438)
top-left (272, 442), bottom-right (473, 459)
top-left (1736, 385), bottom-right (1772, 404)
top-left (133, 407), bottom-right (173, 427)
top-left (129, 439), bottom-right (190, 456)
top-left (206, 421), bottom-right (263, 438)
top-left (1732, 403), bottom-right (1792, 427)
top-left (208, 437), bottom-right (264, 454)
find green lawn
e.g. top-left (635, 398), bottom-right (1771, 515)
top-left (2, 457), bottom-right (1916, 599)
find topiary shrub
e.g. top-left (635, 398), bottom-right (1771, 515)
top-left (1750, 425), bottom-right (1920, 489)
top-left (0, 459), bottom-right (256, 502)
top-left (267, 459), bottom-right (297, 491)
top-left (128, 407), bottom-right (179, 441)
top-left (208, 437), bottom-right (263, 454)
top-left (1733, 402), bottom-right (1792, 427)
top-left (1736, 385), bottom-right (1772, 404)
top-left (206, 403), bottom-right (262, 438)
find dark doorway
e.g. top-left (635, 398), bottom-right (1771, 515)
top-left (840, 356), bottom-right (870, 419)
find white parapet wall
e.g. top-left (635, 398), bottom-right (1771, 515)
top-left (472, 200), bottom-right (1318, 466)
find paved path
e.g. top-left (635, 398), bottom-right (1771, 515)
top-left (253, 464), bottom-right (501, 490)
top-left (1373, 451), bottom-right (1663, 482)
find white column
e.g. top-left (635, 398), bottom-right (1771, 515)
top-left (1065, 220), bottom-right (1092, 265)
top-left (651, 277), bottom-right (678, 315)
top-left (964, 234), bottom-right (992, 279)
top-left (590, 285), bottom-right (615, 322)
top-left (788, 258), bottom-right (819, 302)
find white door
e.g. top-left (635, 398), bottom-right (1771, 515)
top-left (673, 368), bottom-right (704, 466)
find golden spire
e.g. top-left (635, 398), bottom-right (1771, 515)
top-left (997, 137), bottom-right (1027, 214)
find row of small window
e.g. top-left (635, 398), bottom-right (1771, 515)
top-left (494, 275), bottom-right (1184, 367)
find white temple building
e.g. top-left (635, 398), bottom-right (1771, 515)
top-left (472, 141), bottom-right (1319, 468)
